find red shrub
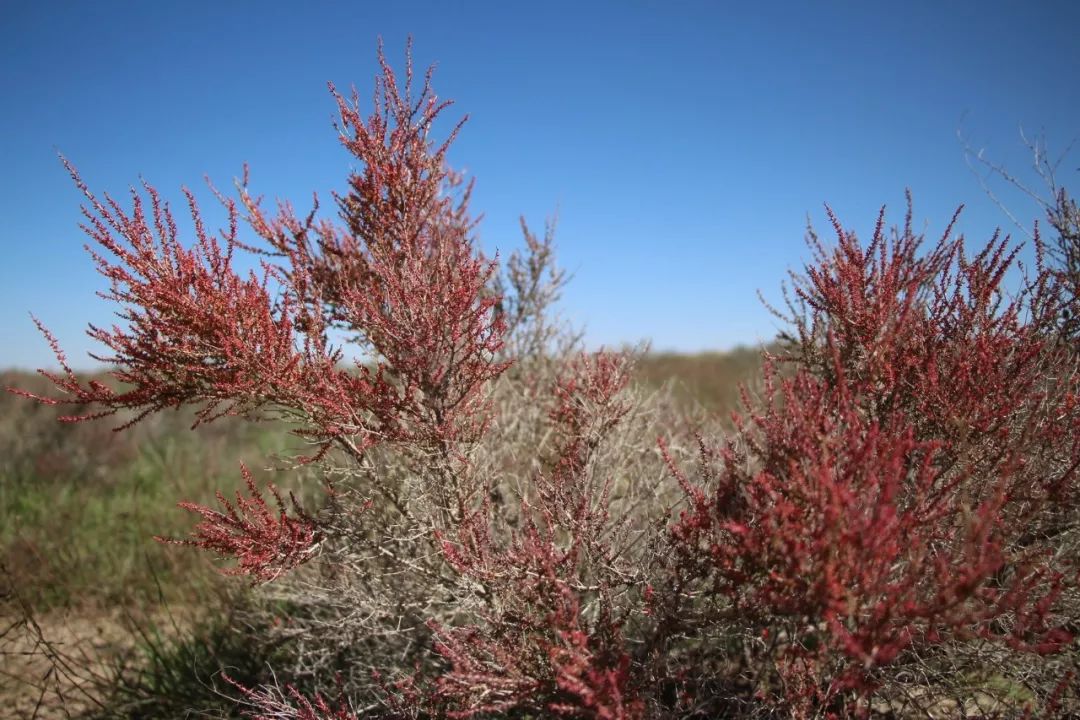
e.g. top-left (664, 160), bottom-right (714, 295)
top-left (13, 41), bottom-right (1079, 719)
top-left (664, 201), bottom-right (1080, 714)
top-left (16, 41), bottom-right (509, 579)
top-left (668, 362), bottom-right (1071, 712)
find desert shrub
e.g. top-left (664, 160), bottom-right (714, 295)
top-left (657, 202), bottom-right (1080, 716)
top-left (12, 42), bottom-right (1079, 718)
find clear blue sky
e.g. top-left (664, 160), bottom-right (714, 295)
top-left (2, 1), bottom-right (1078, 370)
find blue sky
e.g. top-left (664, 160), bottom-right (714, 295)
top-left (2, 1), bottom-right (1078, 370)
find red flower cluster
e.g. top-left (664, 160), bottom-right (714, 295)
top-left (157, 465), bottom-right (319, 583)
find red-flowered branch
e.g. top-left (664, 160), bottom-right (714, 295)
top-left (156, 464), bottom-right (319, 584)
top-left (14, 42), bottom-right (511, 582)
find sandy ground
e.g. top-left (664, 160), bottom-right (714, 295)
top-left (0, 610), bottom-right (1044, 719)
top-left (0, 608), bottom-right (187, 720)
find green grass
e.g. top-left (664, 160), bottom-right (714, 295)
top-left (1, 370), bottom-right (305, 610)
top-left (1, 435), bottom-right (290, 609)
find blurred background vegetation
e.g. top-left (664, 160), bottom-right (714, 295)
top-left (1, 370), bottom-right (302, 611)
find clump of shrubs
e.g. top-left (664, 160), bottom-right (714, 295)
top-left (16, 43), bottom-right (1079, 718)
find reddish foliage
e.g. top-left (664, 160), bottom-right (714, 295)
top-left (665, 202), bottom-right (1080, 714)
top-left (671, 365), bottom-right (1070, 708)
top-left (157, 464), bottom-right (319, 583)
top-left (550, 351), bottom-right (633, 435)
top-left (429, 352), bottom-right (641, 718)
top-left (236, 40), bottom-right (509, 450)
top-left (428, 563), bottom-right (640, 720)
top-left (17, 40), bottom-right (506, 455)
top-left (547, 600), bottom-right (644, 720)
top-left (228, 675), bottom-right (357, 720)
top-left (15, 41), bottom-right (510, 580)
top-left (543, 351), bottom-right (633, 542)
top-left (776, 200), bottom-right (1076, 476)
top-left (13, 40), bottom-right (1080, 719)
top-left (11, 170), bottom-right (305, 432)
